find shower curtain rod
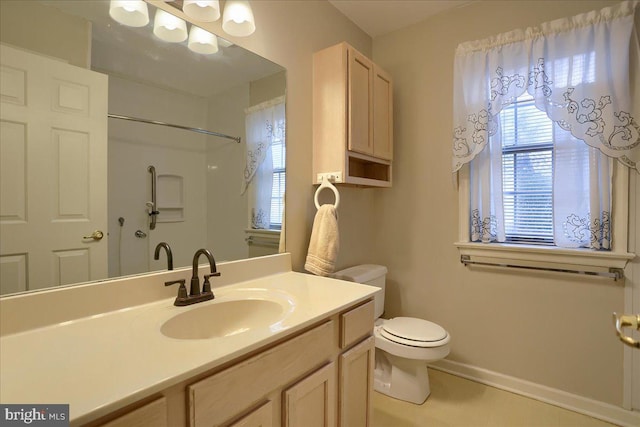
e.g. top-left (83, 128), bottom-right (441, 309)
top-left (108, 113), bottom-right (241, 143)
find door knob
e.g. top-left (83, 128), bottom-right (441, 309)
top-left (613, 312), bottom-right (640, 349)
top-left (83, 230), bottom-right (104, 241)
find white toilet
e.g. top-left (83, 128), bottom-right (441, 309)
top-left (334, 264), bottom-right (450, 404)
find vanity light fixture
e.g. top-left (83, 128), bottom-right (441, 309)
top-left (188, 26), bottom-right (219, 54)
top-left (183, 0), bottom-right (221, 22)
top-left (153, 9), bottom-right (188, 43)
top-left (221, 0), bottom-right (256, 37)
top-left (109, 0), bottom-right (149, 27)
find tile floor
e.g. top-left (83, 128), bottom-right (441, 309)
top-left (372, 369), bottom-right (617, 427)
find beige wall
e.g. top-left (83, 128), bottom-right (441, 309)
top-left (372, 0), bottom-right (627, 406)
top-left (206, 83), bottom-right (250, 261)
top-left (0, 1), bottom-right (91, 68)
top-left (249, 71), bottom-right (286, 106)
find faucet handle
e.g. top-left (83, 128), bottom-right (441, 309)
top-left (165, 279), bottom-right (188, 300)
top-left (202, 273), bottom-right (219, 295)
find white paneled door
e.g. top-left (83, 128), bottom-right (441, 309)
top-left (0, 44), bottom-right (108, 294)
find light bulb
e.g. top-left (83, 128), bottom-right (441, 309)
top-left (153, 9), bottom-right (188, 43)
top-left (188, 27), bottom-right (219, 55)
top-left (222, 0), bottom-right (255, 37)
top-left (109, 0), bottom-right (149, 27)
top-left (183, 0), bottom-right (221, 22)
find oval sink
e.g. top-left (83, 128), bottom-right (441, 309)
top-left (161, 299), bottom-right (288, 340)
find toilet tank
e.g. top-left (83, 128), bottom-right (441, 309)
top-left (334, 264), bottom-right (387, 318)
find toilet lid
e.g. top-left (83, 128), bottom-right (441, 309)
top-left (380, 317), bottom-right (448, 347)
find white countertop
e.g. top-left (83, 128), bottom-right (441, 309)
top-left (0, 271), bottom-right (377, 425)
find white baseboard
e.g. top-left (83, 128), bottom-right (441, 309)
top-left (429, 359), bottom-right (640, 427)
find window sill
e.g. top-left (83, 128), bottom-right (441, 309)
top-left (454, 242), bottom-right (635, 279)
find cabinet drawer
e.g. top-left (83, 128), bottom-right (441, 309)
top-left (189, 321), bottom-right (334, 426)
top-left (99, 397), bottom-right (167, 427)
top-left (340, 300), bottom-right (374, 348)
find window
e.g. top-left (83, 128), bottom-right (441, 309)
top-left (242, 96), bottom-right (285, 231)
top-left (469, 54), bottom-right (606, 250)
top-left (452, 1), bottom-right (637, 272)
top-left (270, 127), bottom-right (285, 230)
top-left (500, 95), bottom-right (554, 245)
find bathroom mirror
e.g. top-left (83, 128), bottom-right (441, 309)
top-left (0, 0), bottom-right (286, 296)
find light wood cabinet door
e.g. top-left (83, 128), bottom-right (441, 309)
top-left (348, 48), bottom-right (374, 157)
top-left (283, 362), bottom-right (336, 427)
top-left (339, 336), bottom-right (375, 427)
top-left (373, 66), bottom-right (393, 161)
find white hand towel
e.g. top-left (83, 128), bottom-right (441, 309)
top-left (305, 204), bottom-right (339, 276)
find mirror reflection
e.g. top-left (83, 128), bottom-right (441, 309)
top-left (0, 0), bottom-right (286, 296)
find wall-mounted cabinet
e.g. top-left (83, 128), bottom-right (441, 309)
top-left (313, 42), bottom-right (394, 187)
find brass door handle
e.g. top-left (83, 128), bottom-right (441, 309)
top-left (613, 312), bottom-right (640, 349)
top-left (83, 230), bottom-right (104, 241)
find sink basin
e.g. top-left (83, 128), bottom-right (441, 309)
top-left (161, 298), bottom-right (290, 340)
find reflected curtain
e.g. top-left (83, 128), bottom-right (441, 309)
top-left (453, 0), bottom-right (638, 249)
top-left (241, 96), bottom-right (285, 229)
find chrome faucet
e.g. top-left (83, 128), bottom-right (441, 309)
top-left (154, 242), bottom-right (173, 270)
top-left (165, 248), bottom-right (220, 306)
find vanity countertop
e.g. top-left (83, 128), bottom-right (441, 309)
top-left (0, 270), bottom-right (377, 425)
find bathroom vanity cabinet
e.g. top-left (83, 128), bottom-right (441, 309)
top-left (313, 42), bottom-right (393, 187)
top-left (91, 299), bottom-right (375, 427)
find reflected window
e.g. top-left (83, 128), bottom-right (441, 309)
top-left (242, 96), bottom-right (286, 231)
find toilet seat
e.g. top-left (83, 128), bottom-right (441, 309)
top-left (374, 317), bottom-right (451, 361)
top-left (379, 317), bottom-right (450, 348)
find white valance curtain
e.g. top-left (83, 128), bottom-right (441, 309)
top-left (453, 0), bottom-right (639, 173)
top-left (453, 1), bottom-right (639, 249)
top-left (241, 96), bottom-right (285, 229)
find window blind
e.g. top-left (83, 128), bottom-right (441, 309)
top-left (270, 132), bottom-right (286, 229)
top-left (500, 97), bottom-right (554, 244)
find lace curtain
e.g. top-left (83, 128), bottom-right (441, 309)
top-left (453, 0), bottom-right (639, 249)
top-left (241, 96), bottom-right (285, 229)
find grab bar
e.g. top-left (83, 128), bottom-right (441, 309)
top-left (460, 255), bottom-right (624, 280)
top-left (147, 165), bottom-right (159, 230)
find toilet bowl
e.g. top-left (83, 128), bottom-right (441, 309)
top-left (333, 265), bottom-right (450, 404)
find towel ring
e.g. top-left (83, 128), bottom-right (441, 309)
top-left (314, 177), bottom-right (340, 210)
